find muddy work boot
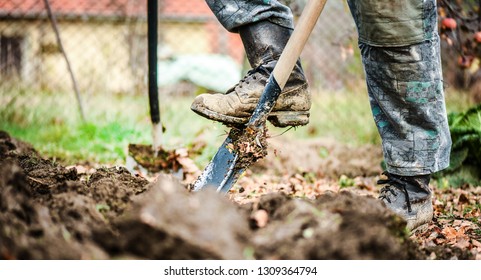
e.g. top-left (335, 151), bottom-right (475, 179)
top-left (191, 20), bottom-right (310, 127)
top-left (377, 172), bottom-right (433, 232)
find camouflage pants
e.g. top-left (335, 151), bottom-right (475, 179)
top-left (206, 0), bottom-right (452, 176)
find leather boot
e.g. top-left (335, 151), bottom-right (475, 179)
top-left (191, 20), bottom-right (310, 127)
top-left (378, 172), bottom-right (433, 232)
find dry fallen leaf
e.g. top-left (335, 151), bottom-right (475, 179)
top-left (454, 237), bottom-right (471, 249)
top-left (472, 239), bottom-right (481, 248)
top-left (453, 219), bottom-right (463, 227)
top-left (176, 156), bottom-right (200, 174)
top-left (442, 227), bottom-right (458, 241)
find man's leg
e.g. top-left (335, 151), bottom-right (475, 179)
top-left (205, 0), bottom-right (294, 32)
top-left (347, 0), bottom-right (452, 231)
top-left (191, 0), bottom-right (310, 127)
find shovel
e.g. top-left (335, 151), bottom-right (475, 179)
top-left (147, 0), bottom-right (163, 155)
top-left (127, 0), bottom-right (177, 176)
top-left (192, 0), bottom-right (328, 192)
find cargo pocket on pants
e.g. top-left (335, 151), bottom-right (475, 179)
top-left (354, 0), bottom-right (426, 47)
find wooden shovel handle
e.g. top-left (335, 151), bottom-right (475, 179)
top-left (273, 0), bottom-right (328, 89)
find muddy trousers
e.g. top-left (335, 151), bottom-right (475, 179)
top-left (205, 0), bottom-right (452, 176)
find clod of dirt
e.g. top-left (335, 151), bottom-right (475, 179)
top-left (0, 130), bottom-right (37, 156)
top-left (0, 131), bottom-right (147, 259)
top-left (87, 166), bottom-right (149, 219)
top-left (19, 155), bottom-right (79, 196)
top-left (246, 192), bottom-right (423, 260)
top-left (0, 160), bottom-right (107, 259)
top-left (98, 175), bottom-right (251, 259)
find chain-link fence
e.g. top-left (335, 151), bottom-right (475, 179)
top-left (0, 0), bottom-right (363, 100)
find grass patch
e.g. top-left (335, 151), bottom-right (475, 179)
top-left (0, 88), bottom-right (225, 166)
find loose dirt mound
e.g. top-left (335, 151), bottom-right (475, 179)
top-left (245, 192), bottom-right (421, 259)
top-left (0, 131), bottom-right (423, 259)
top-left (251, 137), bottom-right (383, 178)
top-left (96, 176), bottom-right (251, 259)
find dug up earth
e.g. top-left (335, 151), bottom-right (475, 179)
top-left (0, 131), bottom-right (480, 260)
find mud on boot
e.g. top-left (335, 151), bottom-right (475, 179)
top-left (377, 172), bottom-right (433, 232)
top-left (190, 20), bottom-right (310, 128)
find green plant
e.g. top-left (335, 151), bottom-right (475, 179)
top-left (434, 103), bottom-right (481, 187)
top-left (449, 104), bottom-right (481, 166)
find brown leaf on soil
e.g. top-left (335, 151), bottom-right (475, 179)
top-left (434, 199), bottom-right (444, 206)
top-left (454, 238), bottom-right (471, 249)
top-left (460, 220), bottom-right (475, 229)
top-left (472, 239), bottom-right (481, 248)
top-left (353, 176), bottom-right (374, 191)
top-left (177, 156), bottom-right (201, 184)
top-left (435, 238), bottom-right (446, 245)
top-left (176, 155), bottom-right (200, 174)
top-left (452, 219), bottom-right (463, 227)
top-left (426, 231), bottom-right (438, 240)
top-left (174, 148), bottom-right (189, 158)
top-left (442, 227), bottom-right (458, 241)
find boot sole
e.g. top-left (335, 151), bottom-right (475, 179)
top-left (191, 105), bottom-right (309, 128)
top-left (268, 111), bottom-right (309, 127)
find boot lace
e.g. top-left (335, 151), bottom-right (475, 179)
top-left (237, 64), bottom-right (271, 88)
top-left (378, 172), bottom-right (412, 213)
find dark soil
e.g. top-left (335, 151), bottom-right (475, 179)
top-left (0, 131), bottom-right (440, 260)
top-left (245, 192), bottom-right (422, 259)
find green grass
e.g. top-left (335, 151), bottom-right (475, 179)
top-left (0, 86), bottom-right (476, 167)
top-left (0, 87), bottom-right (225, 166)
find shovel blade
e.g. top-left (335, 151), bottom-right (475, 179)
top-left (192, 76), bottom-right (281, 193)
top-left (191, 136), bottom-right (244, 192)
